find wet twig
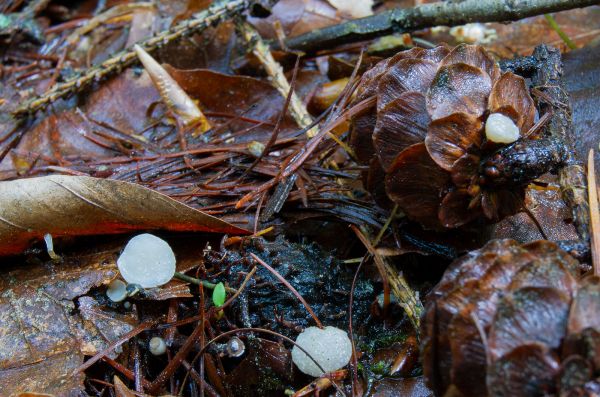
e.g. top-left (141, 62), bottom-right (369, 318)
top-left (12, 0), bottom-right (254, 117)
top-left (531, 45), bottom-right (590, 244)
top-left (283, 0), bottom-right (600, 53)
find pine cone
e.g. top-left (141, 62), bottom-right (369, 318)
top-left (350, 44), bottom-right (538, 229)
top-left (421, 239), bottom-right (600, 397)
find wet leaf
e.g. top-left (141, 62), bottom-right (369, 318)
top-left (0, 251), bottom-right (126, 395)
top-left (0, 175), bottom-right (247, 256)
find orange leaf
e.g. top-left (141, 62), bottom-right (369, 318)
top-left (0, 175), bottom-right (248, 256)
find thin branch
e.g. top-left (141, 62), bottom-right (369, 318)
top-left (531, 45), bottom-right (589, 243)
top-left (283, 0), bottom-right (600, 53)
top-left (351, 225), bottom-right (423, 331)
top-left (13, 0), bottom-right (254, 117)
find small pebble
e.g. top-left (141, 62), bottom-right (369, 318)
top-left (117, 234), bottom-right (176, 288)
top-left (485, 113), bottom-right (520, 144)
top-left (149, 337), bottom-right (167, 355)
top-left (106, 279), bottom-right (127, 302)
top-left (291, 326), bottom-right (352, 377)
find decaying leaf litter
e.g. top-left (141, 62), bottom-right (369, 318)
top-left (1, 0), bottom-right (600, 396)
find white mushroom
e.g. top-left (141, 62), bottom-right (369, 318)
top-left (117, 234), bottom-right (176, 288)
top-left (485, 113), bottom-right (520, 144)
top-left (291, 326), bottom-right (352, 377)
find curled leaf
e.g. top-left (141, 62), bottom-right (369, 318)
top-left (134, 44), bottom-right (211, 132)
top-left (0, 175), bottom-right (247, 256)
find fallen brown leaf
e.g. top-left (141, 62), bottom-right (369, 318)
top-left (0, 250), bottom-right (122, 396)
top-left (0, 175), bottom-right (247, 256)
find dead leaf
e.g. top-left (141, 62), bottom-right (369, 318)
top-left (248, 0), bottom-right (342, 40)
top-left (0, 251), bottom-right (123, 396)
top-left (0, 175), bottom-right (247, 256)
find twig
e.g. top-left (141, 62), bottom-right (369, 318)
top-left (12, 0), bottom-right (254, 117)
top-left (348, 255), bottom-right (366, 397)
top-left (148, 314), bottom-right (206, 394)
top-left (587, 150), bottom-right (600, 275)
top-left (531, 45), bottom-right (589, 243)
top-left (237, 21), bottom-right (318, 138)
top-left (65, 3), bottom-right (155, 46)
top-left (283, 0), bottom-right (600, 53)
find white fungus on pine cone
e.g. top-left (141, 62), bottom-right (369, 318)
top-left (291, 326), bottom-right (352, 377)
top-left (485, 113), bottom-right (520, 144)
top-left (117, 234), bottom-right (176, 288)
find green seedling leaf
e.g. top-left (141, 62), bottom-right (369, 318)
top-left (212, 282), bottom-right (226, 307)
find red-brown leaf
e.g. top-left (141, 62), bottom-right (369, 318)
top-left (0, 175), bottom-right (247, 256)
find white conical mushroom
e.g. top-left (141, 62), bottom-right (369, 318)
top-left (485, 113), bottom-right (520, 144)
top-left (117, 234), bottom-right (176, 288)
top-left (291, 326), bottom-right (352, 377)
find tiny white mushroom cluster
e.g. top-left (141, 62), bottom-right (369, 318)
top-left (485, 113), bottom-right (520, 144)
top-left (117, 233), bottom-right (176, 289)
top-left (291, 326), bottom-right (352, 377)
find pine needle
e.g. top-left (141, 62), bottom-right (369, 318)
top-left (544, 14), bottom-right (577, 50)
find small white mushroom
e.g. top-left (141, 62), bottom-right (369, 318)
top-left (117, 234), bottom-right (176, 288)
top-left (106, 279), bottom-right (127, 302)
top-left (485, 113), bottom-right (520, 144)
top-left (291, 326), bottom-right (352, 377)
top-left (149, 337), bottom-right (167, 355)
top-left (43, 233), bottom-right (61, 261)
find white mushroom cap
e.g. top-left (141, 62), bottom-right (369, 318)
top-left (291, 326), bottom-right (352, 377)
top-left (485, 113), bottom-right (520, 144)
top-left (117, 234), bottom-right (176, 288)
